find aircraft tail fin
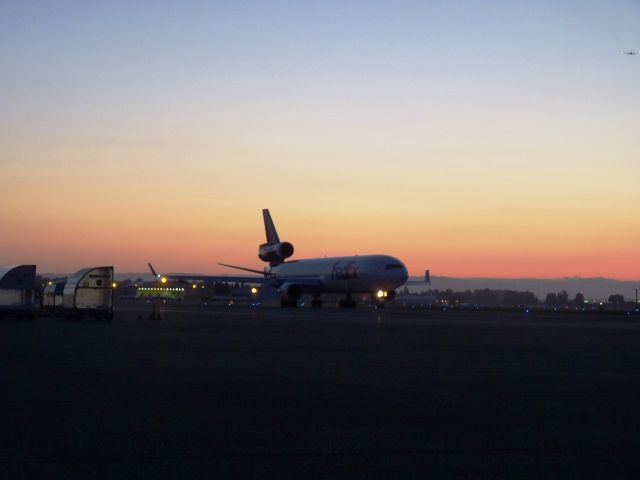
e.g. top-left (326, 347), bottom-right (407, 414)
top-left (262, 209), bottom-right (280, 245)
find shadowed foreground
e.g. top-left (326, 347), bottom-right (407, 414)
top-left (1, 305), bottom-right (639, 478)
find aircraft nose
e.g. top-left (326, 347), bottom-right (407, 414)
top-left (395, 259), bottom-right (409, 285)
top-left (399, 262), bottom-right (409, 284)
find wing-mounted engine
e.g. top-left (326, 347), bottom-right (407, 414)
top-left (258, 242), bottom-right (294, 264)
top-left (279, 282), bottom-right (302, 300)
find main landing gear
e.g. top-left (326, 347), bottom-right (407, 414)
top-left (374, 299), bottom-right (386, 309)
top-left (280, 296), bottom-right (323, 308)
top-left (338, 293), bottom-right (356, 309)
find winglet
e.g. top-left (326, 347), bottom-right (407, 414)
top-left (262, 209), bottom-right (280, 245)
top-left (148, 263), bottom-right (160, 278)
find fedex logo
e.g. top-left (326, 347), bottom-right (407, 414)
top-left (331, 261), bottom-right (359, 280)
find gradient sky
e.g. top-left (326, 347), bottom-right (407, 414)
top-left (1, 1), bottom-right (639, 279)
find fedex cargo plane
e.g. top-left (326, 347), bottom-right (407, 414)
top-left (152, 209), bottom-right (412, 308)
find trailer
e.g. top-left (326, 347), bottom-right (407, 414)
top-left (42, 279), bottom-right (67, 314)
top-left (62, 266), bottom-right (114, 320)
top-left (0, 265), bottom-right (37, 319)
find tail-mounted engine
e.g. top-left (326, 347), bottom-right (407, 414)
top-left (258, 242), bottom-right (294, 264)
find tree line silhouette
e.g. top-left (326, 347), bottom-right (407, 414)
top-left (400, 287), bottom-right (631, 307)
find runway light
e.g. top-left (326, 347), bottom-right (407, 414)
top-left (251, 287), bottom-right (258, 295)
top-left (160, 277), bottom-right (168, 284)
top-left (192, 284), bottom-right (197, 289)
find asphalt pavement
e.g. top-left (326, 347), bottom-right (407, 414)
top-left (1, 304), bottom-right (639, 478)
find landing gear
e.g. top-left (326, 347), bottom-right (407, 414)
top-left (338, 294), bottom-right (356, 309)
top-left (280, 299), bottom-right (298, 308)
top-left (338, 299), bottom-right (356, 308)
top-left (311, 298), bottom-right (323, 308)
top-left (373, 290), bottom-right (395, 309)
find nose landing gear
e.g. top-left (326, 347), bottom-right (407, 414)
top-left (374, 290), bottom-right (395, 309)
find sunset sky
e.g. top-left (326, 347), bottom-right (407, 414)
top-left (1, 1), bottom-right (639, 279)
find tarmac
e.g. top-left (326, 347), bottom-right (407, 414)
top-left (1, 302), bottom-right (640, 478)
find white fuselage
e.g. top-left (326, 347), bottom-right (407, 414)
top-left (268, 254), bottom-right (408, 294)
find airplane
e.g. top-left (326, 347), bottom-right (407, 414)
top-left (150, 209), bottom-right (416, 308)
top-left (622, 50), bottom-right (638, 56)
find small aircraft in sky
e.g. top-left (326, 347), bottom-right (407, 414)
top-left (622, 50), bottom-right (639, 56)
top-left (150, 209), bottom-right (424, 308)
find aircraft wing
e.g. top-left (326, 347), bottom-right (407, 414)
top-left (167, 274), bottom-right (274, 285)
top-left (148, 263), bottom-right (325, 289)
top-left (164, 273), bottom-right (325, 293)
top-left (168, 273), bottom-right (325, 292)
top-left (215, 263), bottom-right (324, 289)
top-left (148, 263), bottom-right (273, 285)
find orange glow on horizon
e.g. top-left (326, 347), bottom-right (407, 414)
top-left (1, 84), bottom-right (638, 281)
top-left (1, 199), bottom-right (638, 280)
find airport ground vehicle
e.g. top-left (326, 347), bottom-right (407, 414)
top-left (42, 279), bottom-right (66, 314)
top-left (61, 266), bottom-right (114, 320)
top-left (0, 265), bottom-right (37, 319)
top-left (1, 265), bottom-right (115, 320)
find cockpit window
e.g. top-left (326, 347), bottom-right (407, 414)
top-left (385, 264), bottom-right (403, 270)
